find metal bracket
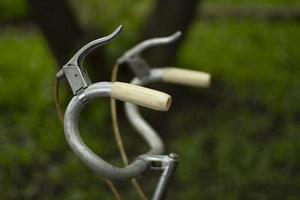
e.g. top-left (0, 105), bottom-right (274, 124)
top-left (56, 25), bottom-right (123, 95)
top-left (139, 153), bottom-right (179, 200)
top-left (57, 65), bottom-right (91, 95)
top-left (117, 31), bottom-right (182, 80)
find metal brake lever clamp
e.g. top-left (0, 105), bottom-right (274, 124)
top-left (56, 25), bottom-right (123, 95)
top-left (117, 31), bottom-right (182, 80)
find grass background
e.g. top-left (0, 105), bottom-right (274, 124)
top-left (0, 0), bottom-right (299, 199)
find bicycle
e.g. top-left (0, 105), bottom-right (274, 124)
top-left (55, 26), bottom-right (211, 200)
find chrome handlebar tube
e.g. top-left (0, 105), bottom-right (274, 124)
top-left (118, 32), bottom-right (182, 155)
top-left (56, 26), bottom-right (161, 181)
top-left (57, 27), bottom-right (180, 199)
top-left (125, 69), bottom-right (165, 155)
top-left (64, 82), bottom-right (149, 181)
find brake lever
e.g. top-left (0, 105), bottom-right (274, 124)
top-left (56, 25), bottom-right (123, 95)
top-left (117, 31), bottom-right (181, 79)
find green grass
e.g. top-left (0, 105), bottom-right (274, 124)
top-left (0, 0), bottom-right (27, 21)
top-left (171, 20), bottom-right (300, 199)
top-left (0, 28), bottom-right (113, 199)
top-left (205, 0), bottom-right (300, 6)
top-left (1, 1), bottom-right (300, 199)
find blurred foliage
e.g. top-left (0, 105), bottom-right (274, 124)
top-left (0, 0), bottom-right (26, 21)
top-left (172, 20), bottom-right (300, 199)
top-left (207, 0), bottom-right (300, 6)
top-left (69, 0), bottom-right (154, 59)
top-left (1, 0), bottom-right (300, 199)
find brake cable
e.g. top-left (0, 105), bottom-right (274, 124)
top-left (116, 31), bottom-right (211, 156)
top-left (109, 32), bottom-right (183, 200)
top-left (55, 25), bottom-right (180, 200)
top-left (111, 63), bottom-right (148, 200)
top-left (111, 32), bottom-right (211, 200)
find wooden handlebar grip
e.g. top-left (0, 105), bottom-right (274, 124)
top-left (111, 82), bottom-right (171, 111)
top-left (162, 67), bottom-right (211, 88)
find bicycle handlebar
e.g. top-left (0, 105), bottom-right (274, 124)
top-left (58, 27), bottom-right (175, 181)
top-left (125, 68), bottom-right (211, 155)
top-left (64, 82), bottom-right (171, 181)
top-left (125, 75), bottom-right (165, 155)
top-left (117, 31), bottom-right (181, 64)
top-left (115, 30), bottom-right (211, 156)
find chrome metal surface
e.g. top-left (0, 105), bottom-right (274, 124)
top-left (125, 69), bottom-right (164, 155)
top-left (59, 26), bottom-right (179, 184)
top-left (64, 82), bottom-right (148, 181)
top-left (57, 26), bottom-right (123, 94)
top-left (118, 32), bottom-right (182, 155)
top-left (117, 31), bottom-right (181, 81)
top-left (118, 33), bottom-right (183, 197)
top-left (126, 57), bottom-right (151, 79)
top-left (67, 26), bottom-right (122, 68)
top-left (139, 154), bottom-right (179, 200)
top-left (117, 31), bottom-right (181, 65)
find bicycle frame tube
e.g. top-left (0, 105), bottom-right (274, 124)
top-left (125, 69), bottom-right (165, 155)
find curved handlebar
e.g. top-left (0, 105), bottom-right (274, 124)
top-left (125, 68), bottom-right (211, 155)
top-left (64, 82), bottom-right (171, 181)
top-left (59, 27), bottom-right (176, 181)
top-left (125, 73), bottom-right (165, 155)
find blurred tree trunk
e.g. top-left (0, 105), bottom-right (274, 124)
top-left (142, 0), bottom-right (201, 67)
top-left (26, 0), bottom-right (201, 80)
top-left (140, 0), bottom-right (202, 137)
top-left (26, 0), bottom-right (85, 65)
top-left (26, 0), bottom-right (109, 81)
